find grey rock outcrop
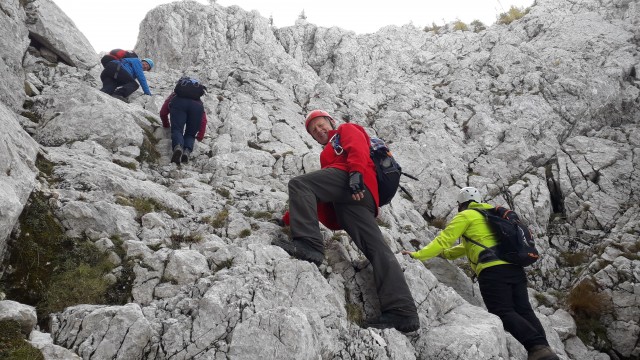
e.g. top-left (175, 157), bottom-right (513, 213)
top-left (0, 300), bottom-right (37, 334)
top-left (22, 0), bottom-right (97, 69)
top-left (0, 0), bottom-right (638, 359)
top-left (0, 102), bottom-right (39, 259)
top-left (0, 0), bottom-right (29, 110)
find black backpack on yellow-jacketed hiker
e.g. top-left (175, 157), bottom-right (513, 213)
top-left (330, 134), bottom-right (417, 206)
top-left (174, 76), bottom-right (207, 100)
top-left (465, 206), bottom-right (539, 266)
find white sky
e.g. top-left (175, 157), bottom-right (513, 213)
top-left (51, 0), bottom-right (535, 53)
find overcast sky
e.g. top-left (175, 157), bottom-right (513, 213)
top-left (51, 0), bottom-right (535, 53)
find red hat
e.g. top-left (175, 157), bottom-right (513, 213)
top-left (304, 109), bottom-right (333, 132)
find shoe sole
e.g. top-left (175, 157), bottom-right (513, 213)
top-left (171, 149), bottom-right (183, 164)
top-left (272, 240), bottom-right (323, 266)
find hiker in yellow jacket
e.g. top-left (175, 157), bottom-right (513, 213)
top-left (402, 187), bottom-right (559, 360)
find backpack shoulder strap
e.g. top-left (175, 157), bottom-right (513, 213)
top-left (329, 134), bottom-right (343, 155)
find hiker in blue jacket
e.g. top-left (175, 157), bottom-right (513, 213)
top-left (100, 57), bottom-right (154, 101)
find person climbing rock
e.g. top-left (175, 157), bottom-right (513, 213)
top-left (402, 187), bottom-right (559, 360)
top-left (273, 109), bottom-right (420, 333)
top-left (100, 57), bottom-right (154, 101)
top-left (160, 76), bottom-right (208, 165)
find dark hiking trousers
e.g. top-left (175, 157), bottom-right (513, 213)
top-left (100, 61), bottom-right (139, 98)
top-left (288, 167), bottom-right (418, 316)
top-left (169, 96), bottom-right (204, 152)
top-left (478, 264), bottom-right (549, 350)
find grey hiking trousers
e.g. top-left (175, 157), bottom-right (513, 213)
top-left (288, 167), bottom-right (418, 316)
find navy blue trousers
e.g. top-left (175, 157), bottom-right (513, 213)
top-left (169, 96), bottom-right (204, 152)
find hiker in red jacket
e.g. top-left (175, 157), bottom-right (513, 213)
top-left (273, 109), bottom-right (419, 333)
top-left (159, 77), bottom-right (208, 165)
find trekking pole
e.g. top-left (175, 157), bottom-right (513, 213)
top-left (399, 185), bottom-right (414, 201)
top-left (401, 172), bottom-right (419, 181)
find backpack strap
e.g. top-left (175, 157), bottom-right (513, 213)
top-left (113, 62), bottom-right (122, 80)
top-left (464, 208), bottom-right (501, 264)
top-left (329, 134), bottom-right (343, 155)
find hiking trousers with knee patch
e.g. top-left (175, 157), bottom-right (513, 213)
top-left (288, 167), bottom-right (418, 317)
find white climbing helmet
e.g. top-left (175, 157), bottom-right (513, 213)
top-left (457, 187), bottom-right (482, 204)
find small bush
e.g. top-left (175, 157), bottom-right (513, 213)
top-left (35, 154), bottom-right (55, 178)
top-left (214, 258), bottom-right (234, 272)
top-left (497, 6), bottom-right (528, 25)
top-left (424, 22), bottom-right (441, 34)
top-left (239, 229), bottom-right (252, 238)
top-left (244, 210), bottom-right (272, 220)
top-left (170, 232), bottom-right (203, 244)
top-left (116, 196), bottom-right (180, 219)
top-left (216, 188), bottom-right (231, 198)
top-left (561, 251), bottom-right (589, 266)
top-left (568, 280), bottom-right (610, 317)
top-left (453, 20), bottom-right (469, 31)
top-left (207, 210), bottom-right (229, 228)
top-left (345, 303), bottom-right (364, 326)
top-left (470, 19), bottom-right (486, 32)
top-left (376, 218), bottom-right (390, 228)
top-left (136, 129), bottom-right (161, 164)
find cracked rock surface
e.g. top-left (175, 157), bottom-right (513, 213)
top-left (0, 0), bottom-right (638, 359)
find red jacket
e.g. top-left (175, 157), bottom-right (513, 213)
top-left (159, 93), bottom-right (208, 141)
top-left (283, 123), bottom-right (378, 230)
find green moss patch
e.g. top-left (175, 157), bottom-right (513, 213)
top-left (0, 192), bottom-right (131, 328)
top-left (116, 196), bottom-right (180, 219)
top-left (136, 129), bottom-right (161, 164)
top-left (0, 320), bottom-right (44, 360)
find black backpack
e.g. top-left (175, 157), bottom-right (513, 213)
top-left (466, 206), bottom-right (539, 266)
top-left (330, 135), bottom-right (416, 206)
top-left (100, 49), bottom-right (138, 67)
top-left (174, 76), bottom-right (207, 100)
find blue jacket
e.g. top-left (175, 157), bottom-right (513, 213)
top-left (118, 58), bottom-right (151, 95)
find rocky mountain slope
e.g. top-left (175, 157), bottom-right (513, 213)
top-left (0, 0), bottom-right (638, 359)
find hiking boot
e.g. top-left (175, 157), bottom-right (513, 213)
top-left (272, 239), bottom-right (324, 266)
top-left (527, 345), bottom-right (559, 360)
top-left (364, 312), bottom-right (420, 333)
top-left (171, 144), bottom-right (183, 165)
top-left (111, 94), bottom-right (129, 103)
top-left (181, 148), bottom-right (191, 164)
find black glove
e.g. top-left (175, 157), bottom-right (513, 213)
top-left (269, 218), bottom-right (285, 227)
top-left (348, 172), bottom-right (365, 195)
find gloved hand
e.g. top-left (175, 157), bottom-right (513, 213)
top-left (349, 172), bottom-right (365, 200)
top-left (196, 132), bottom-right (204, 141)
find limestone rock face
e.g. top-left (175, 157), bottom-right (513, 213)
top-left (0, 0), bottom-right (638, 359)
top-left (0, 0), bottom-right (29, 110)
top-left (23, 0), bottom-right (97, 69)
top-left (0, 300), bottom-right (37, 334)
top-left (0, 103), bottom-right (39, 259)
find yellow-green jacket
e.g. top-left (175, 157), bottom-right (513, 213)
top-left (410, 202), bottom-right (509, 275)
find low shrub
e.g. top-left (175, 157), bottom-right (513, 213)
top-left (497, 6), bottom-right (529, 25)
